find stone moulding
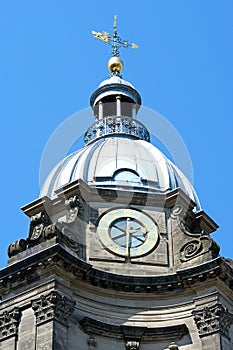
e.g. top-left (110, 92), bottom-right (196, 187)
top-left (1, 244), bottom-right (232, 297)
top-left (79, 316), bottom-right (188, 343)
top-left (90, 83), bottom-right (142, 108)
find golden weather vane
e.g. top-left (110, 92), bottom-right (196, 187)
top-left (92, 15), bottom-right (138, 57)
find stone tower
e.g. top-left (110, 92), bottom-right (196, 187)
top-left (1, 19), bottom-right (233, 350)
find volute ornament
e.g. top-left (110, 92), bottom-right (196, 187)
top-left (171, 205), bottom-right (219, 262)
top-left (65, 195), bottom-right (83, 223)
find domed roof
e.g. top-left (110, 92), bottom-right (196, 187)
top-left (40, 136), bottom-right (201, 210)
top-left (98, 75), bottom-right (134, 89)
top-left (90, 75), bottom-right (141, 109)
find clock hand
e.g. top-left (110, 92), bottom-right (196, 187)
top-left (111, 224), bottom-right (126, 234)
top-left (131, 233), bottom-right (147, 243)
top-left (112, 232), bottom-right (126, 240)
top-left (126, 230), bottom-right (130, 256)
top-left (128, 227), bottom-right (147, 234)
top-left (126, 218), bottom-right (130, 256)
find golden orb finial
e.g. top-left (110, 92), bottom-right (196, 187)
top-left (108, 56), bottom-right (124, 74)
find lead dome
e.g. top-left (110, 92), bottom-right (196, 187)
top-left (40, 136), bottom-right (200, 210)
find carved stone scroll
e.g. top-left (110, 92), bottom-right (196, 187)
top-left (171, 205), bottom-right (219, 262)
top-left (7, 239), bottom-right (27, 258)
top-left (29, 211), bottom-right (51, 241)
top-left (65, 195), bottom-right (83, 223)
top-left (8, 195), bottom-right (84, 258)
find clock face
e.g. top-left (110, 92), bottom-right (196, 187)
top-left (97, 209), bottom-right (159, 258)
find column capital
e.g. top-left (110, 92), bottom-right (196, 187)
top-left (192, 303), bottom-right (233, 338)
top-left (0, 307), bottom-right (21, 341)
top-left (32, 291), bottom-right (75, 326)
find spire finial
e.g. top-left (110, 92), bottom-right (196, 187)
top-left (113, 15), bottom-right (118, 57)
top-left (92, 16), bottom-right (138, 75)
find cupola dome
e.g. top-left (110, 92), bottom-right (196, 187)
top-left (40, 136), bottom-right (201, 211)
top-left (40, 19), bottom-right (201, 212)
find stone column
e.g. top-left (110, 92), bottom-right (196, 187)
top-left (0, 307), bottom-right (21, 350)
top-left (192, 303), bottom-right (233, 350)
top-left (132, 104), bottom-right (137, 119)
top-left (116, 95), bottom-right (121, 116)
top-left (98, 101), bottom-right (103, 119)
top-left (32, 291), bottom-right (75, 350)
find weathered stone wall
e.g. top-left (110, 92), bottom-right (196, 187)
top-left (1, 268), bottom-right (232, 349)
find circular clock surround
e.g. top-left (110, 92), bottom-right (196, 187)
top-left (97, 209), bottom-right (159, 258)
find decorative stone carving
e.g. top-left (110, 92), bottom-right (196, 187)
top-left (169, 342), bottom-right (179, 350)
top-left (84, 116), bottom-right (150, 145)
top-left (8, 221), bottom-right (84, 258)
top-left (8, 195), bottom-right (83, 258)
top-left (170, 205), bottom-right (186, 220)
top-left (61, 228), bottom-right (81, 253)
top-left (171, 205), bottom-right (219, 262)
top-left (65, 195), bottom-right (83, 223)
top-left (192, 303), bottom-right (233, 338)
top-left (7, 239), bottom-right (27, 257)
top-left (29, 211), bottom-right (51, 241)
top-left (125, 340), bottom-right (140, 350)
top-left (180, 237), bottom-right (213, 262)
top-left (88, 334), bottom-right (97, 349)
top-left (43, 223), bottom-right (59, 240)
top-left (31, 291), bottom-right (75, 326)
top-left (80, 316), bottom-right (188, 344)
top-left (0, 307), bottom-right (21, 340)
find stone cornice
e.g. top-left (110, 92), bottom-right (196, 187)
top-left (195, 210), bottom-right (219, 233)
top-left (90, 83), bottom-right (142, 108)
top-left (79, 316), bottom-right (188, 342)
top-left (1, 243), bottom-right (232, 299)
top-left (21, 181), bottom-right (218, 232)
top-left (21, 196), bottom-right (53, 218)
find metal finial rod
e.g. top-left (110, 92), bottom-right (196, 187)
top-left (92, 15), bottom-right (138, 58)
top-left (113, 15), bottom-right (118, 56)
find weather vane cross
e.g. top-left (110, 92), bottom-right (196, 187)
top-left (92, 15), bottom-right (138, 57)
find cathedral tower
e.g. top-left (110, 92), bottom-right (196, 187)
top-left (1, 17), bottom-right (233, 350)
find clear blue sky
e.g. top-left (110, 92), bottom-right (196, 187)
top-left (1, 1), bottom-right (232, 268)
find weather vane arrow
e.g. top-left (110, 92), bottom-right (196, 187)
top-left (92, 15), bottom-right (138, 58)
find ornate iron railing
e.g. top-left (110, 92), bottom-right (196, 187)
top-left (84, 116), bottom-right (150, 145)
